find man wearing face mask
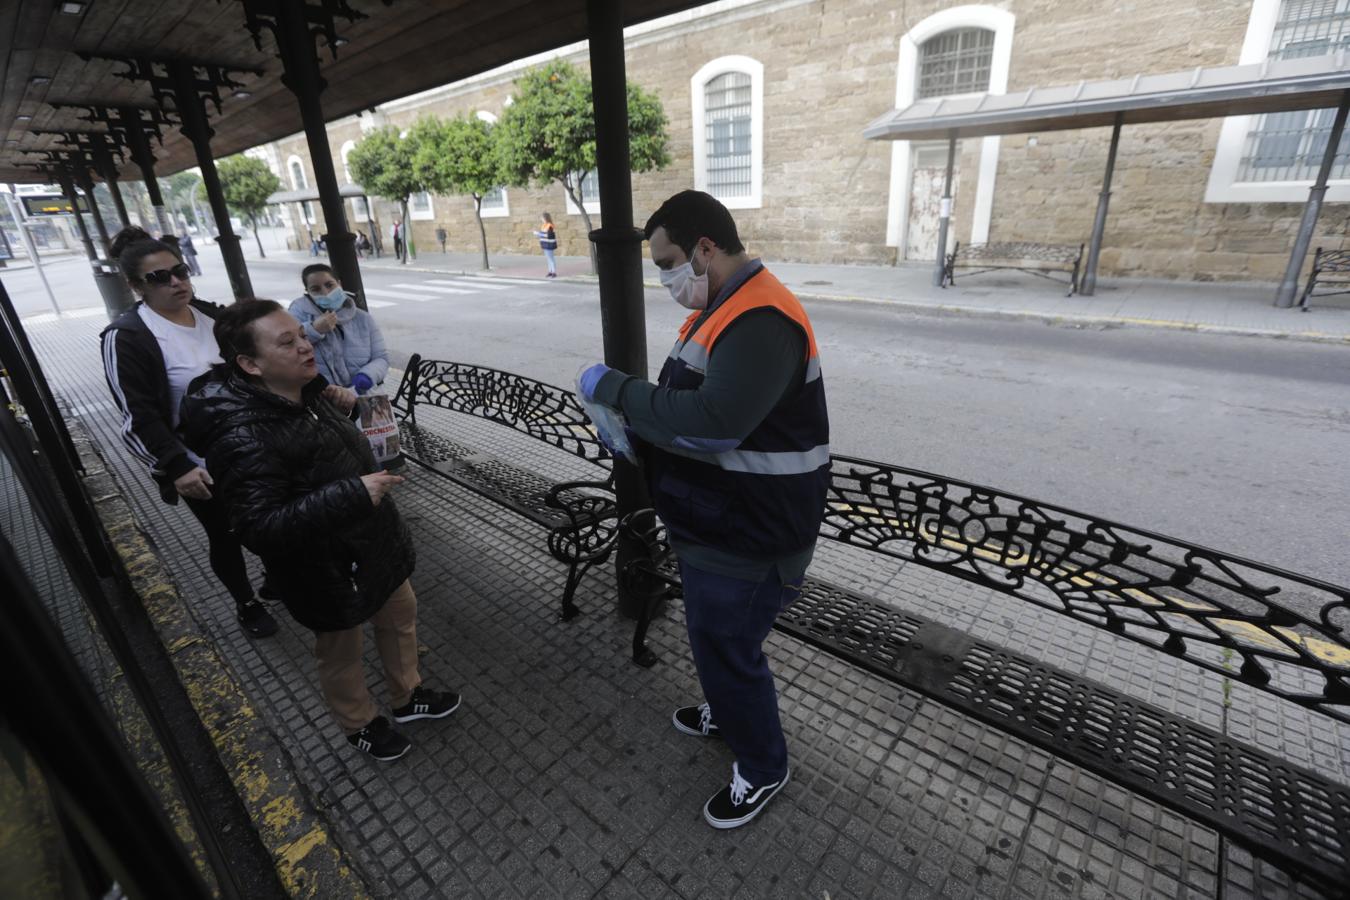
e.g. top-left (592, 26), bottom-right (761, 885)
top-left (577, 190), bottom-right (829, 830)
top-left (288, 264), bottom-right (390, 399)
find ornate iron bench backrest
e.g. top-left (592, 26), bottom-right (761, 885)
top-left (1314, 248), bottom-right (1350, 272)
top-left (823, 454), bottom-right (1350, 724)
top-left (392, 355), bottom-right (613, 468)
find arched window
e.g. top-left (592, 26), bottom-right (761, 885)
top-left (287, 155), bottom-right (312, 222)
top-left (339, 140), bottom-right (369, 222)
top-left (885, 7), bottom-right (1015, 251)
top-left (475, 112), bottom-right (509, 217)
top-left (691, 56), bottom-right (763, 209)
top-left (1240, 1), bottom-right (1350, 182)
top-left (916, 28), bottom-right (995, 99)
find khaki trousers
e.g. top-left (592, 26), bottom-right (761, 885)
top-left (314, 579), bottom-right (421, 734)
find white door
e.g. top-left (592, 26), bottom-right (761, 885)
top-left (905, 143), bottom-right (958, 262)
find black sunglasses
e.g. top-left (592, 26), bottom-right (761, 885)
top-left (141, 263), bottom-right (192, 285)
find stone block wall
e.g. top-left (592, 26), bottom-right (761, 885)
top-left (263, 0), bottom-right (1350, 282)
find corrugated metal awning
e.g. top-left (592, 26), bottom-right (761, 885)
top-left (864, 53), bottom-right (1350, 141)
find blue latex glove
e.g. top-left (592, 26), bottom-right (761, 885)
top-left (351, 372), bottom-right (374, 395)
top-left (577, 363), bottom-right (610, 401)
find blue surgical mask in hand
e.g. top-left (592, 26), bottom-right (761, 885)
top-left (313, 286), bottom-right (348, 311)
top-left (660, 259), bottom-right (708, 310)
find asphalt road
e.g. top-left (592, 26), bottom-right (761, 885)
top-left (6, 254), bottom-right (1350, 592)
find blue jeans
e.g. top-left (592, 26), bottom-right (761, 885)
top-left (543, 246), bottom-right (556, 273)
top-left (680, 560), bottom-right (802, 786)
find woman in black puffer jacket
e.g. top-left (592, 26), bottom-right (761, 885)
top-left (180, 299), bottom-right (460, 762)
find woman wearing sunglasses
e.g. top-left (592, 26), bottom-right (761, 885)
top-left (99, 226), bottom-right (278, 639)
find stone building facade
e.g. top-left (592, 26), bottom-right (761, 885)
top-left (263, 0), bottom-right (1350, 282)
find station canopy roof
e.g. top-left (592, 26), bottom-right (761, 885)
top-left (864, 52), bottom-right (1350, 142)
top-left (267, 183), bottom-right (366, 204)
top-left (0, 0), bottom-right (704, 183)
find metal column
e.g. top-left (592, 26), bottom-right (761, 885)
top-left (168, 61), bottom-right (253, 300)
top-left (271, 0), bottom-right (365, 309)
top-left (93, 145), bottom-right (132, 229)
top-left (1275, 91), bottom-right (1350, 307)
top-left (120, 111), bottom-right (175, 236)
top-left (933, 132), bottom-right (957, 287)
top-left (586, 0), bottom-right (653, 618)
top-left (73, 168), bottom-right (112, 257)
top-left (57, 170), bottom-right (97, 260)
top-left (1081, 112), bottom-right (1123, 297)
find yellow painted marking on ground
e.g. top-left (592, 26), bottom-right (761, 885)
top-left (1210, 619), bottom-right (1350, 667)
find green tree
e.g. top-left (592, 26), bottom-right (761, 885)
top-left (213, 155), bottom-right (282, 258)
top-left (411, 114), bottom-right (504, 270)
top-left (347, 125), bottom-right (423, 263)
top-left (497, 60), bottom-right (670, 272)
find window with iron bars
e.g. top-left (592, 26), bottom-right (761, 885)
top-left (480, 186), bottom-right (507, 213)
top-left (917, 28), bottom-right (995, 100)
top-left (1238, 0), bottom-right (1350, 182)
top-left (705, 71), bottom-right (753, 198)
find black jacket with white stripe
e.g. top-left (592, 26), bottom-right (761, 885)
top-left (99, 298), bottom-right (225, 504)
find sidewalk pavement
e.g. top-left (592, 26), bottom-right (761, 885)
top-left (268, 247), bottom-right (1350, 344)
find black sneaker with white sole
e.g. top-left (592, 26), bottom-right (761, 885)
top-left (346, 716), bottom-right (411, 761)
top-left (391, 686), bottom-right (461, 723)
top-left (672, 702), bottom-right (721, 738)
top-left (703, 763), bottom-right (790, 829)
top-left (236, 599), bottom-right (278, 638)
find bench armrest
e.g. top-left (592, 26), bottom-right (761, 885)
top-left (544, 479), bottom-right (619, 564)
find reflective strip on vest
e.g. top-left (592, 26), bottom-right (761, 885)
top-left (668, 442), bottom-right (830, 475)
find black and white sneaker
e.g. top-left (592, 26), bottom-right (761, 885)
top-left (703, 763), bottom-right (790, 830)
top-left (673, 702), bottom-right (721, 738)
top-left (391, 686), bottom-right (461, 723)
top-left (346, 716), bottom-right (411, 761)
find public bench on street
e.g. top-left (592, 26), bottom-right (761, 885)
top-left (943, 241), bottom-right (1085, 295)
top-left (1298, 247), bottom-right (1350, 311)
top-left (620, 455), bottom-right (1350, 891)
top-left (390, 355), bottom-right (618, 621)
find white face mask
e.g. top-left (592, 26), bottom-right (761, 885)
top-left (659, 255), bottom-right (709, 310)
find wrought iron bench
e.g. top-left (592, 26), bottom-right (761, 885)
top-left (1298, 247), bottom-right (1350, 311)
top-left (943, 241), bottom-right (1085, 296)
top-left (620, 455), bottom-right (1350, 892)
top-left (390, 355), bottom-right (618, 621)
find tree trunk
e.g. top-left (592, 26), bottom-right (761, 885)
top-left (561, 176), bottom-right (597, 275)
top-left (249, 213), bottom-right (266, 258)
top-left (400, 198), bottom-right (413, 263)
top-left (473, 195), bottom-right (489, 270)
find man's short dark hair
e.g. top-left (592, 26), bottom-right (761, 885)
top-left (301, 263), bottom-right (335, 287)
top-left (214, 299), bottom-right (283, 373)
top-left (643, 190), bottom-right (744, 256)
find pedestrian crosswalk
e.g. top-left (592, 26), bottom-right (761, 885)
top-left (359, 275), bottom-right (548, 310)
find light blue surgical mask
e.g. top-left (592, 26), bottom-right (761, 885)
top-left (312, 285), bottom-right (347, 311)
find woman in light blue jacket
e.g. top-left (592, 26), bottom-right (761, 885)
top-left (289, 264), bottom-right (390, 394)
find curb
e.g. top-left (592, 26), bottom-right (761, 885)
top-left (73, 424), bottom-right (371, 899)
top-left (782, 287), bottom-right (1350, 346)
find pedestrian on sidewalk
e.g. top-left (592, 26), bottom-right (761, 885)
top-left (289, 264), bottom-right (389, 396)
top-left (534, 212), bottom-right (558, 277)
top-left (180, 300), bottom-right (460, 761)
top-left (179, 232), bottom-right (201, 276)
top-left (98, 226), bottom-right (279, 639)
top-left (391, 218), bottom-right (404, 262)
top-left (435, 226), bottom-right (448, 254)
top-left (577, 190), bottom-right (830, 829)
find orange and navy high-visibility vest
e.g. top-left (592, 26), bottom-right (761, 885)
top-left (649, 264), bottom-right (830, 558)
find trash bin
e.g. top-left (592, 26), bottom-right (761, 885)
top-left (92, 259), bottom-right (135, 320)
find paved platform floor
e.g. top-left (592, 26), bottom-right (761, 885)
top-left (18, 310), bottom-right (1350, 899)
